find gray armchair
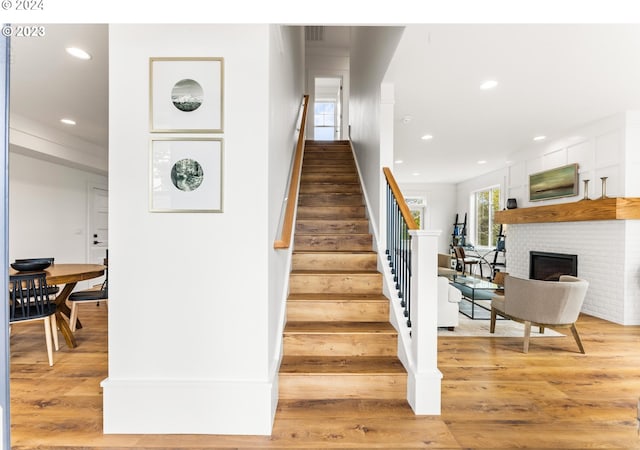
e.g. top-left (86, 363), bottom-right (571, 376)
top-left (490, 275), bottom-right (589, 353)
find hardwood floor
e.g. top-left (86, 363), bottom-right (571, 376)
top-left (9, 305), bottom-right (640, 448)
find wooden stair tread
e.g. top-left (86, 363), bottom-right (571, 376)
top-left (292, 250), bottom-right (376, 255)
top-left (280, 356), bottom-right (405, 374)
top-left (287, 293), bottom-right (388, 302)
top-left (284, 321), bottom-right (397, 334)
top-left (290, 269), bottom-right (380, 275)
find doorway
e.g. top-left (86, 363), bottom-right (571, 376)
top-left (314, 77), bottom-right (342, 140)
top-left (87, 184), bottom-right (108, 282)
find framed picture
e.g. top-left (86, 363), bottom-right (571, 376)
top-left (529, 163), bottom-right (579, 201)
top-left (150, 138), bottom-right (223, 212)
top-left (149, 57), bottom-right (224, 133)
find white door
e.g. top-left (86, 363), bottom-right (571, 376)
top-left (88, 185), bottom-right (108, 268)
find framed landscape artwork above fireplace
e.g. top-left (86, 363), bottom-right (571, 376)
top-left (529, 163), bottom-right (579, 201)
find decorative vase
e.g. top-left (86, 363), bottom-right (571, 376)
top-left (600, 176), bottom-right (608, 199)
top-left (582, 179), bottom-right (590, 200)
top-left (506, 198), bottom-right (517, 209)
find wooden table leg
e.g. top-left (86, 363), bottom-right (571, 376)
top-left (55, 282), bottom-right (78, 349)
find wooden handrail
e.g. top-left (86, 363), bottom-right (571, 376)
top-left (274, 95), bottom-right (310, 249)
top-left (383, 167), bottom-right (418, 230)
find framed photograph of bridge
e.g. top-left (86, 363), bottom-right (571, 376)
top-left (529, 163), bottom-right (579, 202)
top-left (149, 57), bottom-right (224, 133)
top-left (149, 138), bottom-right (223, 213)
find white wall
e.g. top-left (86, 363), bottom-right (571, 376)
top-left (104, 24), bottom-right (283, 435)
top-left (9, 152), bottom-right (107, 264)
top-left (267, 25), bottom-right (305, 411)
top-left (398, 182), bottom-right (456, 253)
top-left (349, 26), bottom-right (404, 245)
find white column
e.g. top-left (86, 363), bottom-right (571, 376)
top-left (406, 229), bottom-right (442, 415)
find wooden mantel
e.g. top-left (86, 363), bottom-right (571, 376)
top-left (494, 197), bottom-right (640, 224)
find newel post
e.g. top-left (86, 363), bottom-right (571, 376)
top-left (407, 229), bottom-right (442, 415)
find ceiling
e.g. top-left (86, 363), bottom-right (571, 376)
top-left (9, 24), bottom-right (109, 149)
top-left (9, 24), bottom-right (640, 185)
top-left (385, 24), bottom-right (640, 183)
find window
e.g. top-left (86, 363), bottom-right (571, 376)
top-left (314, 101), bottom-right (335, 140)
top-left (472, 185), bottom-right (501, 247)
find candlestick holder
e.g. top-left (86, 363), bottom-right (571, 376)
top-left (582, 179), bottom-right (590, 200)
top-left (600, 176), bottom-right (608, 199)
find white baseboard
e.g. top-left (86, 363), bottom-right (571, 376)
top-left (101, 377), bottom-right (276, 435)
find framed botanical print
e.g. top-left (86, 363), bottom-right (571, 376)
top-left (150, 138), bottom-right (223, 212)
top-left (149, 57), bottom-right (224, 133)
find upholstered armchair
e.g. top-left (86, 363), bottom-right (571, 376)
top-left (490, 275), bottom-right (589, 353)
top-left (438, 276), bottom-right (462, 330)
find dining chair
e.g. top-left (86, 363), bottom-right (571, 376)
top-left (453, 246), bottom-right (484, 278)
top-left (14, 257), bottom-right (60, 297)
top-left (68, 264), bottom-right (108, 332)
top-left (9, 271), bottom-right (59, 366)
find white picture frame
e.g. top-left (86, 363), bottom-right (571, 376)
top-left (150, 138), bottom-right (223, 212)
top-left (149, 57), bottom-right (224, 133)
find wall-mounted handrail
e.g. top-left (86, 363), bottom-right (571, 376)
top-left (383, 167), bottom-right (418, 327)
top-left (274, 95), bottom-right (309, 249)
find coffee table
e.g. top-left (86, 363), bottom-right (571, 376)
top-left (450, 275), bottom-right (501, 319)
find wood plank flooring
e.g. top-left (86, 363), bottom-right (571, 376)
top-left (9, 305), bottom-right (640, 449)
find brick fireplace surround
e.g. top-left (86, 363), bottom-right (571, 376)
top-left (504, 220), bottom-right (640, 325)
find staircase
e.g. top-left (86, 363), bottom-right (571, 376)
top-left (279, 140), bottom-right (406, 400)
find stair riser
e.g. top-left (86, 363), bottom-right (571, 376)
top-left (302, 166), bottom-right (357, 174)
top-left (287, 300), bottom-right (389, 322)
top-left (303, 156), bottom-right (353, 164)
top-left (297, 206), bottom-right (366, 220)
top-left (283, 333), bottom-right (397, 356)
top-left (292, 252), bottom-right (377, 271)
top-left (301, 174), bottom-right (360, 183)
top-left (289, 273), bottom-right (382, 294)
top-left (294, 235), bottom-right (372, 252)
top-left (299, 184), bottom-right (361, 194)
top-left (298, 193), bottom-right (363, 206)
top-left (296, 220), bottom-right (369, 234)
top-left (303, 157), bottom-right (355, 166)
top-left (279, 374), bottom-right (406, 400)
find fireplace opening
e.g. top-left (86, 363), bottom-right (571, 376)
top-left (530, 251), bottom-right (578, 281)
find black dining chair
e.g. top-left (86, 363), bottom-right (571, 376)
top-left (68, 263), bottom-right (108, 332)
top-left (9, 271), bottom-right (59, 366)
top-left (14, 257), bottom-right (60, 297)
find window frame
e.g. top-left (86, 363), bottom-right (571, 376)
top-left (469, 184), bottom-right (501, 249)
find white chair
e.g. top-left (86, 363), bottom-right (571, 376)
top-left (438, 276), bottom-right (462, 330)
top-left (490, 275), bottom-right (589, 353)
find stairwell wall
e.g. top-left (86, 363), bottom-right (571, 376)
top-left (267, 25), bottom-right (305, 409)
top-left (105, 24), bottom-right (286, 435)
top-left (349, 26), bottom-right (404, 243)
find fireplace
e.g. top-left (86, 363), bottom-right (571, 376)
top-left (529, 251), bottom-right (578, 281)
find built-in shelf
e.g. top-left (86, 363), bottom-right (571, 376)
top-left (494, 197), bottom-right (640, 224)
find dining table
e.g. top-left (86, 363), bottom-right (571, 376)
top-left (9, 263), bottom-right (106, 349)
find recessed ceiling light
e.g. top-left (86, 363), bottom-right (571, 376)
top-left (477, 160), bottom-right (487, 165)
top-left (412, 172), bottom-right (420, 176)
top-left (60, 118), bottom-right (76, 125)
top-left (65, 47), bottom-right (92, 60)
top-left (421, 134), bottom-right (433, 141)
top-left (480, 80), bottom-right (498, 90)
top-left (395, 160), bottom-right (404, 164)
top-left (401, 115), bottom-right (413, 123)
top-left (533, 135), bottom-right (546, 141)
